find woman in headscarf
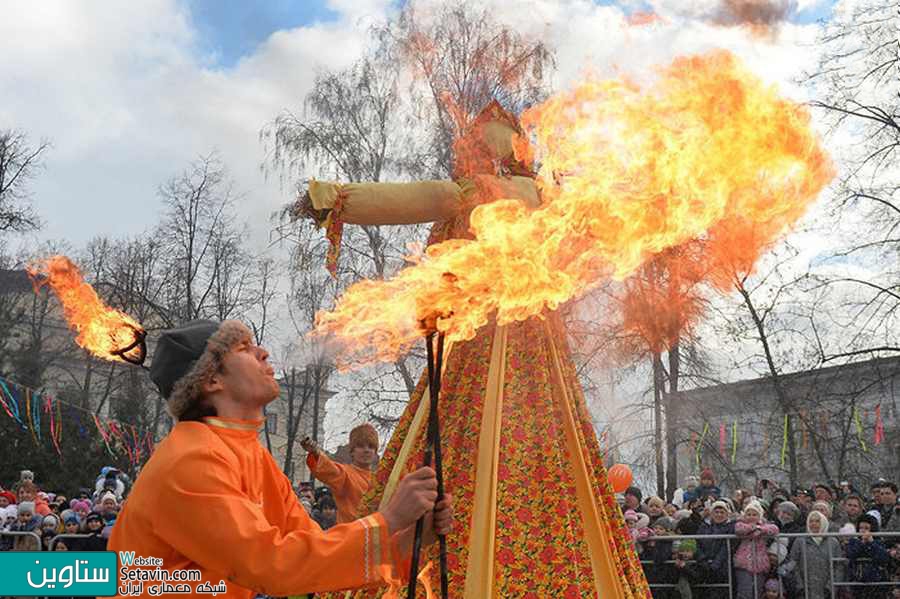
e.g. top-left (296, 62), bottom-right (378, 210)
top-left (784, 510), bottom-right (843, 599)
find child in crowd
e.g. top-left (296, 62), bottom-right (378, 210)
top-left (80, 512), bottom-right (108, 551)
top-left (671, 538), bottom-right (704, 599)
top-left (41, 513), bottom-right (61, 534)
top-left (11, 501), bottom-right (41, 551)
top-left (848, 514), bottom-right (890, 599)
top-left (70, 498), bottom-right (91, 520)
top-left (643, 516), bottom-right (675, 596)
top-left (763, 578), bottom-right (784, 599)
top-left (734, 501), bottom-right (779, 599)
top-left (646, 496), bottom-right (666, 527)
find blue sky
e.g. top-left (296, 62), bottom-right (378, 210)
top-left (186, 0), bottom-right (839, 67)
top-left (186, 0), bottom-right (339, 65)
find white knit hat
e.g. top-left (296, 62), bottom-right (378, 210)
top-left (743, 500), bottom-right (764, 517)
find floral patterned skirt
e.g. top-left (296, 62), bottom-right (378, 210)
top-left (323, 316), bottom-right (650, 599)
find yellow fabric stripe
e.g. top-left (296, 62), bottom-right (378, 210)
top-left (379, 342), bottom-right (454, 510)
top-left (545, 322), bottom-right (625, 599)
top-left (364, 515), bottom-right (384, 567)
top-left (202, 417), bottom-right (263, 432)
top-left (463, 325), bottom-right (507, 599)
top-left (360, 515), bottom-right (372, 583)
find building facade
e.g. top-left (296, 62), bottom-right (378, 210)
top-left (672, 356), bottom-right (900, 493)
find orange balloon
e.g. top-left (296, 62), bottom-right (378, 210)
top-left (608, 464), bottom-right (633, 493)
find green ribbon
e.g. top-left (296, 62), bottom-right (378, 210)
top-left (731, 421), bottom-right (738, 464)
top-left (696, 422), bottom-right (709, 466)
top-left (855, 407), bottom-right (868, 452)
top-left (781, 414), bottom-right (789, 467)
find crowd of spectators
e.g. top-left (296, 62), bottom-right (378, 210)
top-left (0, 468), bottom-right (124, 553)
top-left (626, 468), bottom-right (900, 599)
top-left (6, 463), bottom-right (900, 599)
top-left (295, 481), bottom-right (337, 530)
top-left (0, 468), bottom-right (343, 555)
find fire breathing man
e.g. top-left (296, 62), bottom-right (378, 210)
top-left (109, 320), bottom-right (452, 598)
top-left (302, 424), bottom-right (377, 523)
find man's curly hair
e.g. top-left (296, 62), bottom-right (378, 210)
top-left (168, 320), bottom-right (253, 421)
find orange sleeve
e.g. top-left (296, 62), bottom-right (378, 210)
top-left (153, 446), bottom-right (401, 595)
top-left (307, 452), bottom-right (350, 493)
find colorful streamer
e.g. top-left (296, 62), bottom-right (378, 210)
top-left (875, 404), bottom-right (885, 446)
top-left (696, 423), bottom-right (709, 467)
top-left (731, 421), bottom-right (738, 465)
top-left (93, 413), bottom-right (115, 456)
top-left (854, 407), bottom-right (868, 452)
top-left (781, 414), bottom-right (789, 468)
top-left (25, 389), bottom-right (38, 446)
top-left (719, 423), bottom-right (727, 455)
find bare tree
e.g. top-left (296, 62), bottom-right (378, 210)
top-left (807, 2), bottom-right (900, 359)
top-left (0, 129), bottom-right (48, 233)
top-left (158, 153), bottom-right (256, 323)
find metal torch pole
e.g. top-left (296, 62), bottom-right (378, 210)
top-left (432, 333), bottom-right (448, 598)
top-left (407, 332), bottom-right (448, 599)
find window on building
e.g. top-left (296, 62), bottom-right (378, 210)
top-left (266, 413), bottom-right (278, 435)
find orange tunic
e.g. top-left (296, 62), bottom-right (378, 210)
top-left (109, 416), bottom-right (401, 599)
top-left (307, 453), bottom-right (373, 523)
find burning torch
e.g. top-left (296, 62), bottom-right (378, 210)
top-left (28, 255), bottom-right (148, 365)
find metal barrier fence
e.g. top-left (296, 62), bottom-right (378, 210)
top-left (639, 531), bottom-right (900, 599)
top-left (0, 529), bottom-right (42, 551)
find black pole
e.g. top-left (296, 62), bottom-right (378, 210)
top-left (406, 332), bottom-right (448, 598)
top-left (433, 333), bottom-right (449, 599)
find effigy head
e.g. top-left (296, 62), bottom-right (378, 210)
top-left (453, 100), bottom-right (533, 178)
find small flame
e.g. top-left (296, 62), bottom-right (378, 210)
top-left (314, 51), bottom-right (834, 370)
top-left (28, 256), bottom-right (146, 364)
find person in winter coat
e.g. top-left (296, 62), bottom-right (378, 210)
top-left (676, 497), bottom-right (705, 536)
top-left (776, 500), bottom-right (805, 555)
top-left (670, 538), bottom-right (705, 599)
top-left (812, 500), bottom-right (844, 533)
top-left (647, 496), bottom-right (667, 527)
top-left (0, 490), bottom-right (15, 509)
top-left (643, 516), bottom-right (676, 599)
top-left (312, 495), bottom-right (337, 531)
top-left (625, 486), bottom-right (646, 514)
top-left (16, 481), bottom-right (50, 517)
top-left (697, 501), bottom-right (737, 599)
top-left (10, 501), bottom-right (41, 551)
top-left (70, 498), bottom-right (91, 521)
top-left (627, 510), bottom-right (653, 555)
top-left (80, 512), bottom-right (108, 551)
top-left (696, 468), bottom-right (723, 502)
top-left (673, 476), bottom-right (700, 509)
top-left (847, 514), bottom-right (890, 599)
top-left (781, 510), bottom-right (844, 599)
top-left (734, 500), bottom-right (780, 599)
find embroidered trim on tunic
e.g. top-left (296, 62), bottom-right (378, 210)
top-left (202, 417), bottom-right (264, 432)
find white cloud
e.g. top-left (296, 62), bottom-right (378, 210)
top-left (0, 0), bottom-right (373, 249)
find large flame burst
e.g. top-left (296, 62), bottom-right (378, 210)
top-left (29, 256), bottom-right (146, 364)
top-left (314, 51), bottom-right (834, 369)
